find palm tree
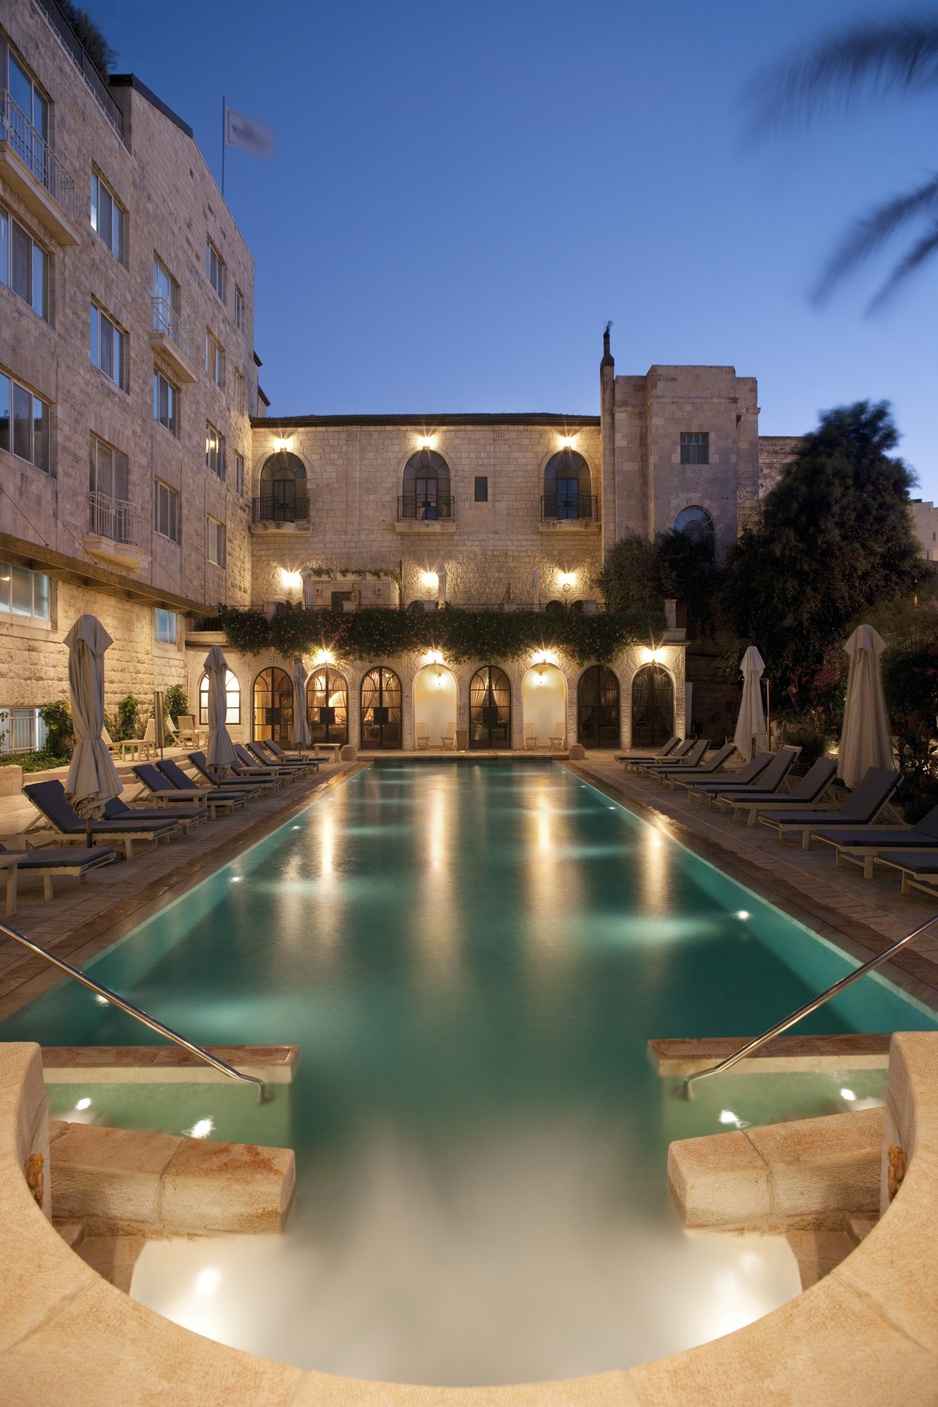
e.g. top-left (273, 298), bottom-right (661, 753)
top-left (748, 14), bottom-right (938, 307)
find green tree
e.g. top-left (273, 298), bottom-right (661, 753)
top-left (657, 529), bottom-right (720, 636)
top-left (721, 401), bottom-right (922, 707)
top-left (749, 13), bottom-right (938, 306)
top-left (595, 534), bottom-right (666, 635)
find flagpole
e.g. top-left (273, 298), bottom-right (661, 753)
top-left (221, 94), bottom-right (226, 197)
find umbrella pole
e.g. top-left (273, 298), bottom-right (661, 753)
top-left (86, 818), bottom-right (94, 848)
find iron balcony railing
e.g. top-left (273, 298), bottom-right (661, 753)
top-left (152, 297), bottom-right (198, 366)
top-left (540, 494), bottom-right (599, 522)
top-left (398, 494), bottom-right (455, 522)
top-left (0, 90), bottom-right (78, 222)
top-left (0, 707), bottom-right (48, 754)
top-left (88, 491), bottom-right (145, 546)
top-left (252, 492), bottom-right (310, 524)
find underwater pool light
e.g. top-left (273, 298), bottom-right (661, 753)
top-left (75, 1097), bottom-right (92, 1111)
top-left (840, 1088), bottom-right (857, 1102)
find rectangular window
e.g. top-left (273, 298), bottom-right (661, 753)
top-left (207, 516), bottom-right (226, 567)
top-left (680, 432), bottom-right (709, 465)
top-left (0, 204), bottom-right (48, 319)
top-left (154, 607), bottom-right (177, 644)
top-left (90, 172), bottom-right (125, 261)
top-left (90, 304), bottom-right (127, 390)
top-left (152, 257), bottom-right (180, 336)
top-left (206, 330), bottom-right (225, 388)
top-left (0, 369), bottom-right (50, 471)
top-left (206, 240), bottom-right (225, 300)
top-left (474, 475), bottom-right (489, 503)
top-left (235, 452), bottom-right (244, 497)
top-left (205, 423), bottom-right (225, 479)
top-left (153, 370), bottom-right (179, 436)
top-left (89, 436), bottom-right (129, 539)
top-left (154, 480), bottom-right (180, 543)
top-left (7, 54), bottom-right (48, 184)
top-left (0, 562), bottom-right (51, 621)
top-left (235, 286), bottom-right (244, 329)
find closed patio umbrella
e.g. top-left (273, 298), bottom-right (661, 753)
top-left (291, 657), bottom-right (311, 749)
top-left (204, 644), bottom-right (237, 778)
top-left (435, 561), bottom-right (447, 610)
top-left (733, 646), bottom-right (768, 763)
top-left (838, 624), bottom-right (893, 790)
top-left (64, 614), bottom-right (122, 844)
top-left (299, 564), bottom-right (315, 610)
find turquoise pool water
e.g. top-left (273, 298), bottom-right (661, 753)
top-left (4, 761), bottom-right (934, 1382)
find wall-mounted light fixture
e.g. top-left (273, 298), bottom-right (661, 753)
top-left (418, 434), bottom-right (436, 451)
top-left (314, 648), bottom-right (334, 666)
top-left (421, 571), bottom-right (439, 591)
top-left (558, 434), bottom-right (577, 449)
top-left (642, 646), bottom-right (666, 665)
top-left (281, 569), bottom-right (303, 591)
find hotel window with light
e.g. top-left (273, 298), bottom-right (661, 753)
top-left (154, 607), bottom-right (177, 644)
top-left (0, 370), bottom-right (50, 472)
top-left (207, 516), bottom-right (226, 567)
top-left (154, 480), bottom-right (180, 544)
top-left (90, 304), bottom-right (127, 390)
top-left (90, 172), bottom-right (125, 261)
top-left (0, 562), bottom-right (50, 621)
top-left (205, 423), bottom-right (225, 479)
top-left (0, 204), bottom-right (49, 320)
top-left (679, 432), bottom-right (709, 465)
top-left (206, 240), bottom-right (225, 300)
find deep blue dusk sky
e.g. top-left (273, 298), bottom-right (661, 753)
top-left (89, 0), bottom-right (938, 497)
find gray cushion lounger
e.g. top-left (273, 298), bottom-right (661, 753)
top-left (757, 767), bottom-right (901, 848)
top-left (689, 747), bottom-right (800, 806)
top-left (716, 756), bottom-right (838, 826)
top-left (667, 747), bottom-right (768, 794)
top-left (232, 744), bottom-right (292, 784)
top-left (808, 804), bottom-right (938, 879)
top-left (247, 741), bottom-right (318, 773)
top-left (615, 737), bottom-right (681, 767)
top-left (187, 753), bottom-right (265, 795)
top-left (154, 759), bottom-right (258, 807)
top-left (103, 795), bottom-right (204, 835)
top-left (132, 762), bottom-right (235, 816)
top-left (23, 780), bottom-right (179, 860)
top-left (873, 850), bottom-right (938, 897)
top-left (630, 738), bottom-right (710, 774)
top-left (0, 839), bottom-right (116, 909)
top-left (656, 742), bottom-right (737, 788)
top-left (262, 739), bottom-right (322, 769)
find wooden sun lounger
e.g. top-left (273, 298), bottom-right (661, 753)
top-left (757, 767), bottom-right (901, 848)
top-left (715, 756), bottom-right (838, 826)
top-left (657, 742), bottom-right (737, 788)
top-left (615, 737), bottom-right (681, 768)
top-left (873, 851), bottom-right (938, 897)
top-left (0, 840), bottom-right (116, 912)
top-left (688, 746), bottom-right (800, 807)
top-left (630, 738), bottom-right (710, 775)
top-left (23, 780), bottom-right (179, 860)
top-left (809, 803), bottom-right (938, 879)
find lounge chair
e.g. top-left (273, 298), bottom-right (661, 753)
top-left (717, 756), bottom-right (838, 826)
top-left (187, 752), bottom-right (265, 796)
top-left (103, 795), bottom-right (204, 836)
top-left (155, 758), bottom-right (256, 808)
top-left (629, 738), bottom-right (710, 774)
top-left (808, 803), bottom-right (938, 879)
top-left (440, 722), bottom-right (457, 751)
top-left (874, 850), bottom-right (938, 898)
top-left (757, 767), bottom-right (902, 848)
top-left (262, 739), bottom-right (321, 768)
top-left (415, 721), bottom-right (429, 750)
top-left (523, 723), bottom-right (538, 751)
top-left (230, 744), bottom-right (291, 787)
top-left (615, 736), bottom-right (681, 767)
top-left (23, 780), bottom-right (179, 860)
top-left (133, 763), bottom-right (241, 817)
top-left (244, 742), bottom-right (314, 774)
top-left (654, 741), bottom-right (734, 788)
top-left (0, 839), bottom-right (116, 911)
top-left (545, 724), bottom-right (566, 752)
top-left (688, 747), bottom-right (799, 806)
top-left (664, 744), bottom-right (758, 793)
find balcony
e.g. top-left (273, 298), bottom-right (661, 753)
top-left (0, 90), bottom-right (81, 244)
top-left (539, 494), bottom-right (601, 533)
top-left (395, 494), bottom-right (457, 535)
top-left (84, 492), bottom-right (149, 571)
top-left (250, 492), bottom-right (310, 533)
top-left (150, 298), bottom-right (199, 384)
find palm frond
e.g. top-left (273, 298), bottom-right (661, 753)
top-left (747, 15), bottom-right (938, 135)
top-left (867, 220), bottom-right (938, 309)
top-left (812, 172), bottom-right (938, 302)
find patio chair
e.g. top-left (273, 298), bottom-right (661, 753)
top-left (244, 742), bottom-right (311, 775)
top-left (717, 756), bottom-right (837, 826)
top-left (440, 722), bottom-right (457, 751)
top-left (545, 724), bottom-right (565, 752)
top-left (689, 746), bottom-right (800, 807)
top-left (262, 739), bottom-right (322, 768)
top-left (102, 725), bottom-right (122, 761)
top-left (0, 839), bottom-right (116, 911)
top-left (674, 749), bottom-right (779, 799)
top-left (523, 723), bottom-right (538, 751)
top-left (757, 767), bottom-right (901, 848)
top-left (230, 744), bottom-right (291, 787)
top-left (808, 802), bottom-right (938, 879)
top-left (156, 758), bottom-right (258, 808)
top-left (22, 780), bottom-right (179, 860)
top-left (658, 742), bottom-right (738, 789)
top-left (103, 795), bottom-right (204, 836)
top-left (628, 738), bottom-right (708, 774)
top-left (187, 753), bottom-right (264, 798)
top-left (415, 721), bottom-right (429, 750)
top-left (615, 736), bottom-right (681, 767)
top-left (175, 715), bottom-right (200, 747)
top-left (873, 850), bottom-right (938, 898)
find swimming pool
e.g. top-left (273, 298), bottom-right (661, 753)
top-left (4, 761), bottom-right (934, 1383)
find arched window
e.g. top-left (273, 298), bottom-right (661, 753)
top-left (674, 505), bottom-right (715, 548)
top-left (400, 450), bottom-right (452, 521)
top-left (307, 666), bottom-right (348, 745)
top-left (253, 666), bottom-right (293, 743)
top-left (257, 452), bottom-right (308, 523)
top-left (198, 669), bottom-right (241, 726)
top-left (631, 664), bottom-right (674, 749)
top-left (543, 450), bottom-right (593, 521)
top-left (469, 665), bottom-right (511, 748)
top-left (577, 666), bottom-right (620, 748)
top-left (360, 667), bottom-right (402, 749)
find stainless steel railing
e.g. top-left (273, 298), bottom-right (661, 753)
top-left (678, 913), bottom-right (938, 1097)
top-left (88, 491), bottom-right (145, 546)
top-left (0, 89), bottom-right (78, 221)
top-left (0, 919), bottom-right (268, 1101)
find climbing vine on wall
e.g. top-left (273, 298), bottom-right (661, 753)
top-left (216, 604), bottom-right (639, 666)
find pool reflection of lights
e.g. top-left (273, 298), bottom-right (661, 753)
top-left (75, 1097), bottom-right (92, 1111)
top-left (195, 1267), bottom-right (221, 1297)
top-left (230, 876), bottom-right (243, 884)
top-left (718, 1109), bottom-right (750, 1129)
top-left (94, 994), bottom-right (109, 1005)
top-left (736, 910), bottom-right (751, 920)
top-left (186, 1118), bottom-right (215, 1139)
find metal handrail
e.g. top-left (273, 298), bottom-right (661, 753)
top-left (0, 919), bottom-right (268, 1101)
top-left (679, 912), bottom-right (938, 1098)
top-left (0, 89), bottom-right (78, 220)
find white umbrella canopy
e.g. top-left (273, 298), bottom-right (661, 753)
top-left (299, 564), bottom-right (315, 610)
top-left (291, 657), bottom-right (311, 748)
top-left (64, 614), bottom-right (122, 827)
top-left (733, 645), bottom-right (768, 763)
top-left (204, 645), bottom-right (238, 776)
top-left (435, 561), bottom-right (447, 610)
top-left (838, 624), bottom-right (893, 790)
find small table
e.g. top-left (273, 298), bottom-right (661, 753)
top-left (313, 742), bottom-right (343, 760)
top-left (0, 853), bottom-right (18, 916)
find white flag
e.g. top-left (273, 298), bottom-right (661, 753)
top-left (224, 106), bottom-right (274, 158)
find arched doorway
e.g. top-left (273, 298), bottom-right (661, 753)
top-left (414, 664), bottom-right (456, 748)
top-left (577, 666), bottom-right (620, 748)
top-left (253, 667), bottom-right (293, 743)
top-left (542, 449), bottom-right (594, 521)
top-left (631, 663), bottom-right (674, 748)
top-left (400, 450), bottom-right (452, 521)
top-left (198, 669), bottom-right (241, 729)
top-left (469, 666), bottom-right (510, 748)
top-left (257, 453), bottom-right (308, 523)
top-left (306, 666), bottom-right (348, 746)
top-left (360, 667), bottom-right (402, 749)
top-left (521, 663), bottom-right (566, 749)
